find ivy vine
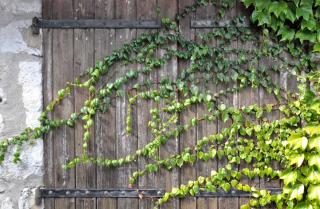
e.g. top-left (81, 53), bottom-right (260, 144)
top-left (1, 0), bottom-right (319, 209)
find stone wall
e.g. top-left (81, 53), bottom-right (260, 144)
top-left (0, 0), bottom-right (43, 208)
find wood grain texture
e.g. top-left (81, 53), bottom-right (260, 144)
top-left (217, 2), bottom-right (239, 209)
top-left (136, 0), bottom-right (157, 208)
top-left (52, 28), bottom-right (75, 209)
top-left (51, 0), bottom-right (75, 208)
top-left (157, 1), bottom-right (179, 209)
top-left (195, 1), bottom-right (219, 209)
top-left (178, 1), bottom-right (197, 209)
top-left (238, 3), bottom-right (260, 208)
top-left (95, 0), bottom-right (117, 209)
top-left (43, 28), bottom-right (54, 209)
top-left (73, 0), bottom-right (96, 208)
top-left (115, 0), bottom-right (139, 209)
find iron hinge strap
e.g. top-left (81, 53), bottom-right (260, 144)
top-left (31, 17), bottom-right (162, 34)
top-left (31, 17), bottom-right (250, 34)
top-left (39, 188), bottom-right (282, 198)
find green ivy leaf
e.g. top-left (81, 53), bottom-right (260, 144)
top-left (287, 133), bottom-right (308, 150)
top-left (307, 169), bottom-right (320, 184)
top-left (308, 155), bottom-right (320, 169)
top-left (222, 112), bottom-right (230, 123)
top-left (293, 201), bottom-right (313, 209)
top-left (289, 184), bottom-right (304, 201)
top-left (278, 26), bottom-right (295, 42)
top-left (268, 1), bottom-right (287, 17)
top-left (301, 18), bottom-right (317, 31)
top-left (252, 10), bottom-right (271, 26)
top-left (296, 4), bottom-right (313, 20)
top-left (221, 182), bottom-right (231, 192)
top-left (295, 30), bottom-right (317, 43)
top-left (303, 125), bottom-right (320, 136)
top-left (308, 135), bottom-right (320, 151)
top-left (307, 184), bottom-right (320, 202)
top-left (289, 154), bottom-right (305, 167)
top-left (280, 170), bottom-right (298, 186)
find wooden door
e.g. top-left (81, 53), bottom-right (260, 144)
top-left (42, 0), bottom-right (286, 209)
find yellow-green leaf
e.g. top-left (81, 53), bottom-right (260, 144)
top-left (308, 155), bottom-right (320, 169)
top-left (307, 184), bottom-right (320, 202)
top-left (308, 135), bottom-right (320, 151)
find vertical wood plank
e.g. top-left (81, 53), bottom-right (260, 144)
top-left (195, 2), bottom-right (219, 209)
top-left (237, 3), bottom-right (260, 208)
top-left (43, 0), bottom-right (54, 207)
top-left (52, 28), bottom-right (76, 209)
top-left (52, 0), bottom-right (75, 208)
top-left (178, 1), bottom-right (197, 209)
top-left (157, 1), bottom-right (179, 209)
top-left (115, 1), bottom-right (139, 209)
top-left (43, 28), bottom-right (55, 209)
top-left (136, 0), bottom-right (157, 209)
top-left (73, 0), bottom-right (96, 208)
top-left (217, 2), bottom-right (239, 209)
top-left (259, 34), bottom-right (280, 209)
top-left (94, 0), bottom-right (117, 208)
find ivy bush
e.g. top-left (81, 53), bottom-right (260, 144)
top-left (1, 0), bottom-right (319, 208)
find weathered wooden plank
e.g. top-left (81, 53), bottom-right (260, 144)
top-left (52, 28), bottom-right (75, 209)
top-left (195, 1), bottom-right (219, 209)
top-left (43, 0), bottom-right (54, 206)
top-left (43, 27), bottom-right (55, 209)
top-left (95, 0), bottom-right (117, 208)
top-left (157, 1), bottom-right (179, 209)
top-left (238, 2), bottom-right (260, 208)
top-left (115, 0), bottom-right (139, 209)
top-left (217, 2), bottom-right (239, 209)
top-left (258, 28), bottom-right (280, 209)
top-left (136, 0), bottom-right (157, 208)
top-left (52, 0), bottom-right (75, 208)
top-left (178, 1), bottom-right (197, 209)
top-left (73, 1), bottom-right (96, 209)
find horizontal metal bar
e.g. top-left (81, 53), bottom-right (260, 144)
top-left (40, 188), bottom-right (165, 198)
top-left (191, 19), bottom-right (250, 28)
top-left (31, 17), bottom-right (161, 34)
top-left (40, 188), bottom-right (282, 198)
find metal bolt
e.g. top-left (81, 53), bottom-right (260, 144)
top-left (48, 191), bottom-right (53, 195)
top-left (231, 190), bottom-right (236, 194)
top-left (66, 191), bottom-right (70, 195)
top-left (86, 190), bottom-right (90, 195)
top-left (157, 191), bottom-right (162, 195)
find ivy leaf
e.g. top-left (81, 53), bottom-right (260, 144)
top-left (307, 184), bottom-right (320, 202)
top-left (222, 112), bottom-right (230, 123)
top-left (303, 125), bottom-right (320, 136)
top-left (295, 30), bottom-right (317, 43)
top-left (280, 170), bottom-right (298, 186)
top-left (307, 169), bottom-right (320, 184)
top-left (252, 10), bottom-right (271, 26)
top-left (288, 154), bottom-right (305, 167)
top-left (242, 0), bottom-right (254, 8)
top-left (308, 135), bottom-right (320, 151)
top-left (308, 155), bottom-right (320, 169)
top-left (296, 4), bottom-right (313, 20)
top-left (284, 7), bottom-right (296, 23)
top-left (278, 26), bottom-right (295, 42)
top-left (294, 202), bottom-right (313, 209)
top-left (287, 133), bottom-right (308, 150)
top-left (268, 1), bottom-right (287, 17)
top-left (301, 18), bottom-right (317, 31)
top-left (289, 184), bottom-right (304, 201)
top-left (221, 182), bottom-right (231, 192)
